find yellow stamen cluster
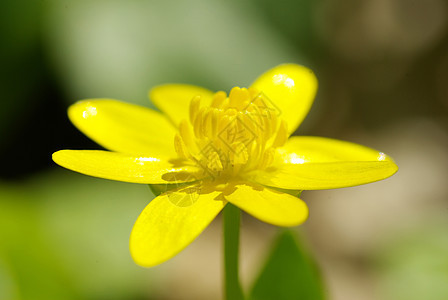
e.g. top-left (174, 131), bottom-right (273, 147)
top-left (175, 87), bottom-right (288, 178)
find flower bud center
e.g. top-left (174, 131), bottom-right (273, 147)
top-left (175, 87), bottom-right (288, 178)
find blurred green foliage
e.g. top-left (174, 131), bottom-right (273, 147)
top-left (0, 172), bottom-right (153, 300)
top-left (250, 230), bottom-right (325, 300)
top-left (375, 222), bottom-right (448, 300)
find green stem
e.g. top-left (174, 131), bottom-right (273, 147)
top-left (223, 203), bottom-right (245, 300)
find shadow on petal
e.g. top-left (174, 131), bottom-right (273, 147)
top-left (162, 171), bottom-right (201, 182)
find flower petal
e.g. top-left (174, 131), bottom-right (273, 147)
top-left (149, 84), bottom-right (214, 127)
top-left (69, 99), bottom-right (176, 156)
top-left (250, 64), bottom-right (318, 134)
top-left (278, 136), bottom-right (394, 163)
top-left (248, 161), bottom-right (398, 190)
top-left (224, 181), bottom-right (308, 227)
top-left (52, 150), bottom-right (205, 184)
top-left (248, 136), bottom-right (398, 190)
top-left (130, 181), bottom-right (227, 267)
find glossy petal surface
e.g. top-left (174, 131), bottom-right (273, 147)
top-left (130, 181), bottom-right (227, 267)
top-left (249, 161), bottom-right (398, 190)
top-left (69, 99), bottom-right (176, 156)
top-left (248, 136), bottom-right (398, 190)
top-left (52, 150), bottom-right (205, 184)
top-left (251, 64), bottom-right (318, 134)
top-left (225, 181), bottom-right (308, 227)
top-left (277, 136), bottom-right (394, 163)
top-left (149, 84), bottom-right (214, 126)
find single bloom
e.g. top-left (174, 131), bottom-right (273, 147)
top-left (52, 64), bottom-right (398, 267)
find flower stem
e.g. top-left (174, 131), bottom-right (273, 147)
top-left (223, 203), bottom-right (245, 300)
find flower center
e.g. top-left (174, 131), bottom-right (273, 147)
top-left (174, 87), bottom-right (288, 179)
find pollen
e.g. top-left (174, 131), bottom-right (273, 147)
top-left (175, 87), bottom-right (288, 178)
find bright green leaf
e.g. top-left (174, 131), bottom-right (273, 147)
top-left (250, 229), bottom-right (325, 300)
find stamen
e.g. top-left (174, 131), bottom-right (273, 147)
top-left (189, 95), bottom-right (201, 123)
top-left (207, 151), bottom-right (223, 171)
top-left (210, 108), bottom-right (219, 137)
top-left (177, 87), bottom-right (288, 178)
top-left (193, 107), bottom-right (205, 138)
top-left (174, 134), bottom-right (190, 159)
top-left (202, 109), bottom-right (213, 138)
top-left (272, 120), bottom-right (288, 148)
top-left (211, 91), bottom-right (227, 108)
top-left (229, 87), bottom-right (251, 110)
top-left (230, 142), bottom-right (249, 165)
top-left (259, 148), bottom-right (275, 169)
top-left (179, 120), bottom-right (197, 152)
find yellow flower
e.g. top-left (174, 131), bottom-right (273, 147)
top-left (52, 64), bottom-right (398, 267)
